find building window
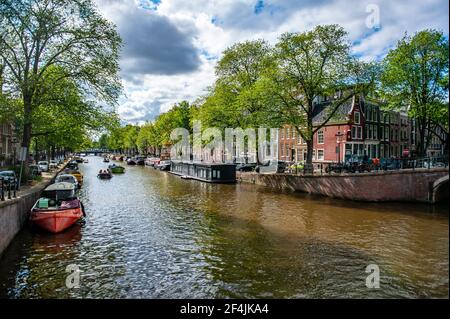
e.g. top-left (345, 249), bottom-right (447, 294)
top-left (354, 111), bottom-right (361, 124)
top-left (373, 126), bottom-right (377, 140)
top-left (280, 128), bottom-right (284, 139)
top-left (317, 130), bottom-right (324, 144)
top-left (351, 126), bottom-right (357, 139)
top-left (317, 149), bottom-right (324, 161)
top-left (357, 127), bottom-right (362, 139)
top-left (291, 128), bottom-right (295, 139)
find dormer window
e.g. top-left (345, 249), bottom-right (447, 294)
top-left (354, 111), bottom-right (361, 124)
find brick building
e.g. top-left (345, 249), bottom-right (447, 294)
top-left (0, 121), bottom-right (18, 168)
top-left (276, 93), bottom-right (433, 164)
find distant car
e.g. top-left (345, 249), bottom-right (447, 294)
top-left (55, 174), bottom-right (79, 188)
top-left (49, 160), bottom-right (58, 169)
top-left (0, 170), bottom-right (19, 190)
top-left (255, 160), bottom-right (286, 174)
top-left (38, 161), bottom-right (49, 172)
top-left (236, 163), bottom-right (257, 172)
top-left (29, 164), bottom-right (42, 176)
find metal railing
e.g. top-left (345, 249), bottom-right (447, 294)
top-left (283, 156), bottom-right (449, 176)
top-left (0, 177), bottom-right (17, 201)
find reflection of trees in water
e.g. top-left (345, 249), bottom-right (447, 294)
top-left (1, 160), bottom-right (447, 298)
top-left (191, 212), bottom-right (384, 298)
top-left (143, 172), bottom-right (449, 298)
top-left (0, 224), bottom-right (83, 298)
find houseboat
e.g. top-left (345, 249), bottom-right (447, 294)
top-left (170, 161), bottom-right (236, 183)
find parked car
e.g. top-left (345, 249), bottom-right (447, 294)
top-left (49, 160), bottom-right (58, 169)
top-left (236, 163), bottom-right (257, 172)
top-left (0, 170), bottom-right (19, 190)
top-left (255, 160), bottom-right (287, 174)
top-left (29, 164), bottom-right (42, 176)
top-left (38, 161), bottom-right (49, 172)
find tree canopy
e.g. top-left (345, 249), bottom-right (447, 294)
top-left (0, 0), bottom-right (122, 159)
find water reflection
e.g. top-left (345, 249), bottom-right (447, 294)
top-left (0, 156), bottom-right (448, 298)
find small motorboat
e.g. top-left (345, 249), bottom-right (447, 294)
top-left (127, 158), bottom-right (136, 165)
top-left (66, 162), bottom-right (79, 171)
top-left (97, 170), bottom-right (112, 179)
top-left (103, 157), bottom-right (110, 163)
top-left (136, 157), bottom-right (145, 166)
top-left (119, 156), bottom-right (124, 161)
top-left (64, 169), bottom-right (83, 187)
top-left (111, 156), bottom-right (116, 161)
top-left (30, 182), bottom-right (85, 233)
top-left (55, 173), bottom-right (80, 189)
top-left (156, 160), bottom-right (171, 171)
top-left (145, 157), bottom-right (160, 167)
top-left (83, 159), bottom-right (89, 163)
top-left (108, 164), bottom-right (125, 174)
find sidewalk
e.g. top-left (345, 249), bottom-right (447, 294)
top-left (0, 164), bottom-right (67, 206)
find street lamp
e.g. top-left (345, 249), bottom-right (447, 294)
top-left (335, 131), bottom-right (344, 164)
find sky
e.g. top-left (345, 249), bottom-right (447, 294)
top-left (95, 0), bottom-right (449, 124)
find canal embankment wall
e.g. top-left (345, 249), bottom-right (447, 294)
top-left (0, 164), bottom-right (67, 257)
top-left (237, 168), bottom-right (449, 203)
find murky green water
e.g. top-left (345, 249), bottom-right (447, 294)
top-left (0, 156), bottom-right (448, 298)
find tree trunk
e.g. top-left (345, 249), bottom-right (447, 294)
top-left (418, 117), bottom-right (427, 157)
top-left (305, 139), bottom-right (314, 174)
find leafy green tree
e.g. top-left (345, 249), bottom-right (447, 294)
top-left (195, 40), bottom-right (273, 162)
top-left (0, 0), bottom-right (122, 157)
top-left (381, 30), bottom-right (449, 156)
top-left (267, 24), bottom-right (378, 167)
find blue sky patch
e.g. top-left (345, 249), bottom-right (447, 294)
top-left (254, 0), bottom-right (265, 14)
top-left (138, 0), bottom-right (161, 11)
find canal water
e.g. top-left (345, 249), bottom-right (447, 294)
top-left (0, 156), bottom-right (448, 298)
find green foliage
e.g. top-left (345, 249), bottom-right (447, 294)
top-left (0, 0), bottom-right (122, 153)
top-left (381, 29), bottom-right (449, 155)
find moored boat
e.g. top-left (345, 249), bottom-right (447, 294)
top-left (156, 160), bottom-right (171, 171)
top-left (103, 157), bottom-right (110, 163)
top-left (135, 157), bottom-right (145, 166)
top-left (64, 168), bottom-right (83, 187)
top-left (127, 158), bottom-right (136, 165)
top-left (145, 157), bottom-right (160, 167)
top-left (108, 164), bottom-right (125, 174)
top-left (30, 182), bottom-right (85, 233)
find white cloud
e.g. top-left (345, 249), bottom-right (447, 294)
top-left (96, 0), bottom-right (449, 124)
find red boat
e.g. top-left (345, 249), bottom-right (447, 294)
top-left (30, 182), bottom-right (85, 233)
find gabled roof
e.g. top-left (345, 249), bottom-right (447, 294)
top-left (312, 99), bottom-right (353, 125)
